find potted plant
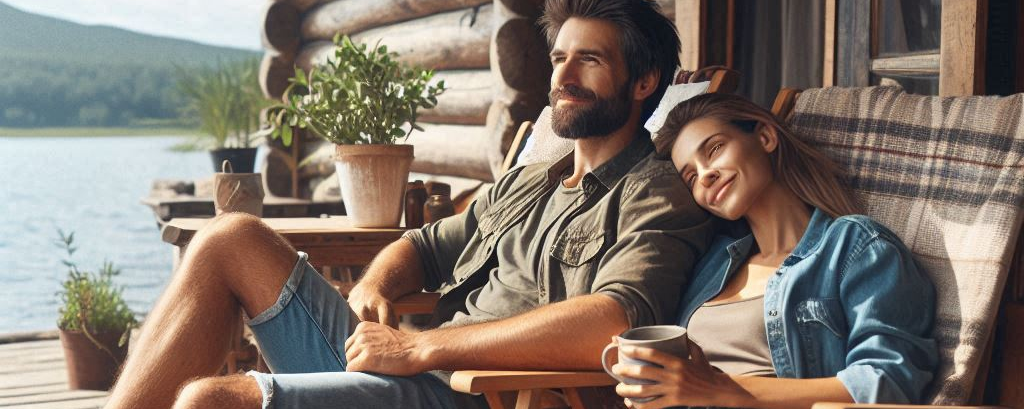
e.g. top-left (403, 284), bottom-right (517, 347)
top-left (267, 35), bottom-right (445, 227)
top-left (55, 230), bottom-right (137, 391)
top-left (177, 58), bottom-right (269, 172)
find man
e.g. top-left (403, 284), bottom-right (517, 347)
top-left (106, 1), bottom-right (711, 408)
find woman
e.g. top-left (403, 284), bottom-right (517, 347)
top-left (608, 93), bottom-right (938, 409)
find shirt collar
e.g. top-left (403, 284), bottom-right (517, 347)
top-left (543, 133), bottom-right (655, 191)
top-left (723, 207), bottom-right (831, 261)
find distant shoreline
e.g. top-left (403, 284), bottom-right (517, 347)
top-left (0, 127), bottom-right (200, 137)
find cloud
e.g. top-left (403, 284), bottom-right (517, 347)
top-left (3, 0), bottom-right (263, 50)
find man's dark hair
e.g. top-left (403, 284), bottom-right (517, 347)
top-left (539, 0), bottom-right (681, 122)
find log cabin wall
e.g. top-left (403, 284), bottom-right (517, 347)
top-left (259, 0), bottom-right (675, 197)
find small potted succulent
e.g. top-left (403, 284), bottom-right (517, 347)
top-left (55, 230), bottom-right (137, 391)
top-left (177, 58), bottom-right (269, 172)
top-left (267, 35), bottom-right (445, 227)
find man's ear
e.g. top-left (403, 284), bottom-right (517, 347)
top-left (632, 70), bottom-right (660, 101)
top-left (757, 123), bottom-right (779, 154)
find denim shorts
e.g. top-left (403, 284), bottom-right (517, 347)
top-left (245, 252), bottom-right (480, 409)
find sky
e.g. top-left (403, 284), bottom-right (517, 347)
top-left (3, 0), bottom-right (264, 50)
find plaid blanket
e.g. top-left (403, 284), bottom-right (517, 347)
top-left (789, 86), bottom-right (1024, 404)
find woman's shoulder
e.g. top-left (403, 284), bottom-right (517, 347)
top-left (822, 213), bottom-right (905, 249)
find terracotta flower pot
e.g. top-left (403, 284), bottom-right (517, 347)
top-left (334, 144), bottom-right (414, 227)
top-left (59, 329), bottom-right (129, 391)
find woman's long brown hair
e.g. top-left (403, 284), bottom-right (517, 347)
top-left (654, 93), bottom-right (859, 218)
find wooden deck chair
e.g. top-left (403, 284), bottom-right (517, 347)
top-left (449, 86), bottom-right (1024, 409)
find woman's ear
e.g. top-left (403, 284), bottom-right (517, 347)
top-left (632, 70), bottom-right (660, 101)
top-left (757, 123), bottom-right (779, 154)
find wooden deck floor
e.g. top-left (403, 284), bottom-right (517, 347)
top-left (0, 339), bottom-right (108, 409)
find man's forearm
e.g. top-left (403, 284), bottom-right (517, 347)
top-left (355, 237), bottom-right (426, 300)
top-left (416, 293), bottom-right (629, 371)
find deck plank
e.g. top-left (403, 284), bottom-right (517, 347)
top-left (0, 340), bottom-right (109, 408)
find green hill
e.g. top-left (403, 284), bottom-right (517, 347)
top-left (0, 2), bottom-right (260, 128)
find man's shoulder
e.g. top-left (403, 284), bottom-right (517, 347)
top-left (619, 153), bottom-right (687, 198)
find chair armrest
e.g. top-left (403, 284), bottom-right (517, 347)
top-left (450, 370), bottom-right (615, 394)
top-left (812, 403), bottom-right (1011, 409)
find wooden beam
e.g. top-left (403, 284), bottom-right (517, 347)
top-left (823, 0), bottom-right (837, 86)
top-left (870, 53), bottom-right (940, 75)
top-left (676, 0), bottom-right (705, 71)
top-left (939, 0), bottom-right (987, 96)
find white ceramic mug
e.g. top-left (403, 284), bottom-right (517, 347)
top-left (601, 325), bottom-right (689, 403)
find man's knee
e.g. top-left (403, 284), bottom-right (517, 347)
top-left (174, 375), bottom-right (263, 409)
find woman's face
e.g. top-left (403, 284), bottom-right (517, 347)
top-left (669, 117), bottom-right (777, 220)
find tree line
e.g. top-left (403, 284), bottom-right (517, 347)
top-left (0, 57), bottom-right (257, 128)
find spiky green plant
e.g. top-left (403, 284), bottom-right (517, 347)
top-left (266, 35), bottom-right (446, 146)
top-left (55, 229), bottom-right (136, 362)
top-left (177, 58), bottom-right (269, 149)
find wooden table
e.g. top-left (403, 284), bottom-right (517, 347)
top-left (142, 195), bottom-right (346, 228)
top-left (162, 216), bottom-right (406, 271)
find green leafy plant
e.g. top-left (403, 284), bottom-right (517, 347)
top-left (177, 58), bottom-right (270, 149)
top-left (55, 229), bottom-right (137, 360)
top-left (266, 35), bottom-right (446, 146)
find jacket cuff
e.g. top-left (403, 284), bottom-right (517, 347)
top-left (837, 364), bottom-right (913, 404)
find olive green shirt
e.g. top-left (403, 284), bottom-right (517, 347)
top-left (404, 136), bottom-right (713, 329)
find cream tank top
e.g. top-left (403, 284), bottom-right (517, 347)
top-left (685, 295), bottom-right (776, 377)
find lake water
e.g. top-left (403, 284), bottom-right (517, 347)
top-left (0, 136), bottom-right (214, 334)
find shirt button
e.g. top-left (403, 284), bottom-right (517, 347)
top-left (768, 310), bottom-right (778, 317)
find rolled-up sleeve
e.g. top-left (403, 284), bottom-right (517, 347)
top-left (837, 237), bottom-right (939, 404)
top-left (592, 168), bottom-right (712, 328)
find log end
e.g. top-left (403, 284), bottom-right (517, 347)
top-left (262, 1), bottom-right (302, 59)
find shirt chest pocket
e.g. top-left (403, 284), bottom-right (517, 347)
top-left (796, 298), bottom-right (847, 338)
top-left (550, 230), bottom-right (606, 267)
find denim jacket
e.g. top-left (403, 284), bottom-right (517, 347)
top-left (677, 208), bottom-right (939, 404)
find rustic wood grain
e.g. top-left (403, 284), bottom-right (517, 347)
top-left (301, 0), bottom-right (491, 41)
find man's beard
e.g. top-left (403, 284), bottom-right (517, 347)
top-left (549, 82), bottom-right (633, 139)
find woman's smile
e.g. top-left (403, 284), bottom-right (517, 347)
top-left (708, 175), bottom-right (735, 207)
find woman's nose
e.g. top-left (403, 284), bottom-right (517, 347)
top-left (699, 170), bottom-right (719, 187)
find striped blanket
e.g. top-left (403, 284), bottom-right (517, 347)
top-left (789, 86), bottom-right (1024, 404)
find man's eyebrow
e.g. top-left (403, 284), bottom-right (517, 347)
top-left (548, 49), bottom-right (607, 58)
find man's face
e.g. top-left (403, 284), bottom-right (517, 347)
top-left (548, 18), bottom-right (634, 139)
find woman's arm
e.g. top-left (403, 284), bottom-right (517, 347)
top-left (612, 343), bottom-right (852, 409)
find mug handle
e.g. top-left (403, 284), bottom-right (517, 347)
top-left (601, 343), bottom-right (624, 382)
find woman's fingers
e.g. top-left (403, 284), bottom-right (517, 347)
top-left (620, 346), bottom-right (681, 368)
top-left (611, 362), bottom-right (668, 382)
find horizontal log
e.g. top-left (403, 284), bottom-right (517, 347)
top-left (407, 124), bottom-right (494, 181)
top-left (259, 53), bottom-right (295, 100)
top-left (262, 1), bottom-right (301, 59)
top-left (302, 0), bottom-right (491, 41)
top-left (492, 17), bottom-right (552, 93)
top-left (419, 70), bottom-right (493, 125)
top-left (296, 5), bottom-right (492, 72)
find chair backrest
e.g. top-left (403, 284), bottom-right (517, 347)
top-left (503, 67), bottom-right (741, 172)
top-left (778, 86), bottom-right (1024, 405)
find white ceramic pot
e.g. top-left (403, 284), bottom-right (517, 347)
top-left (334, 144), bottom-right (414, 227)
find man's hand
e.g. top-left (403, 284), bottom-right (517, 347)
top-left (347, 284), bottom-right (399, 328)
top-left (344, 321), bottom-right (431, 376)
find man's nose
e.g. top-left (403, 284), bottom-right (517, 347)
top-left (552, 59), bottom-right (580, 88)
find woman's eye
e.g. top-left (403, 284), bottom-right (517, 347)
top-left (709, 142), bottom-right (723, 156)
top-left (686, 174), bottom-right (696, 187)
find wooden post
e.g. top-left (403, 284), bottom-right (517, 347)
top-left (676, 0), bottom-right (705, 71)
top-left (835, 0), bottom-right (871, 87)
top-left (823, 0), bottom-right (837, 87)
top-left (939, 0), bottom-right (987, 96)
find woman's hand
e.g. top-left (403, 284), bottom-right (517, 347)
top-left (612, 340), bottom-right (754, 409)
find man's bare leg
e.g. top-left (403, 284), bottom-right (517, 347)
top-left (106, 213), bottom-right (298, 409)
